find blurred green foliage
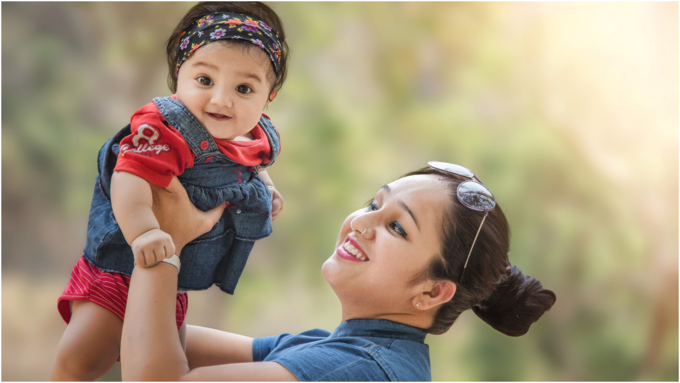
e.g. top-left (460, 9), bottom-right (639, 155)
top-left (2, 2), bottom-right (677, 381)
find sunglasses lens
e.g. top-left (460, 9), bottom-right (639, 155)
top-left (428, 161), bottom-right (475, 179)
top-left (457, 181), bottom-right (496, 211)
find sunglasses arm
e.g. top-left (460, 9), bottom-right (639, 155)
top-left (459, 210), bottom-right (489, 282)
top-left (472, 175), bottom-right (489, 189)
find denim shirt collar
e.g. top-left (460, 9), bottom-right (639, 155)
top-left (329, 319), bottom-right (427, 343)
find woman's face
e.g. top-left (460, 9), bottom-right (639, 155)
top-left (322, 174), bottom-right (451, 319)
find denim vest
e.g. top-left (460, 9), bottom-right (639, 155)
top-left (83, 96), bottom-right (280, 294)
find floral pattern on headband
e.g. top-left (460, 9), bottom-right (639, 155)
top-left (175, 12), bottom-right (282, 78)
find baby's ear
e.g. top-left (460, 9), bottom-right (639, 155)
top-left (267, 90), bottom-right (278, 103)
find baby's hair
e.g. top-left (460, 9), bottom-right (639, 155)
top-left (166, 2), bottom-right (289, 96)
top-left (402, 167), bottom-right (556, 336)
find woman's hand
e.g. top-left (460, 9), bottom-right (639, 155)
top-left (270, 187), bottom-right (284, 221)
top-left (122, 175), bottom-right (296, 381)
top-left (149, 176), bottom-right (226, 254)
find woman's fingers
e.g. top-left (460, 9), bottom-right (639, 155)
top-left (201, 202), bottom-right (227, 234)
top-left (164, 175), bottom-right (188, 197)
top-left (150, 176), bottom-right (226, 253)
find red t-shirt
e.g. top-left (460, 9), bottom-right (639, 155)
top-left (114, 99), bottom-right (276, 188)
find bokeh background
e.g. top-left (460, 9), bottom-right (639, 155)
top-left (2, 2), bottom-right (677, 381)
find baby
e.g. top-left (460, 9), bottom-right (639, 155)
top-left (52, 2), bottom-right (288, 380)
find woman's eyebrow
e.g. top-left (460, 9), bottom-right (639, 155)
top-left (399, 200), bottom-right (419, 231)
top-left (381, 184), bottom-right (420, 231)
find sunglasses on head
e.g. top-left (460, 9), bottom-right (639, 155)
top-left (428, 161), bottom-right (496, 283)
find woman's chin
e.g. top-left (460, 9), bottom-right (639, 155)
top-left (321, 252), bottom-right (343, 288)
top-left (321, 255), bottom-right (334, 282)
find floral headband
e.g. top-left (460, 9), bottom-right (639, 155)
top-left (175, 12), bottom-right (282, 77)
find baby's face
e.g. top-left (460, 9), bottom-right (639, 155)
top-left (175, 42), bottom-right (275, 140)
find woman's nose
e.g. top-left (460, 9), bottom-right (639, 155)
top-left (351, 214), bottom-right (375, 240)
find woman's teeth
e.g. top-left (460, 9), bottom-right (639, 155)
top-left (343, 241), bottom-right (367, 261)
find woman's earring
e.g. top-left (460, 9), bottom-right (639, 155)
top-left (361, 229), bottom-right (367, 236)
top-left (415, 302), bottom-right (421, 308)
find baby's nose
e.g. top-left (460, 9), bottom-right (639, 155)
top-left (211, 89), bottom-right (233, 108)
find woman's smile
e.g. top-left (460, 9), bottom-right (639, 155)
top-left (335, 235), bottom-right (369, 262)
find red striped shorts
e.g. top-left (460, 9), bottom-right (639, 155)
top-left (57, 256), bottom-right (188, 331)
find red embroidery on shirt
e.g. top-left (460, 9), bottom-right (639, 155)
top-left (133, 124), bottom-right (161, 146)
top-left (120, 142), bottom-right (172, 156)
top-left (231, 201), bottom-right (272, 220)
top-left (232, 165), bottom-right (243, 183)
top-left (120, 123), bottom-right (171, 157)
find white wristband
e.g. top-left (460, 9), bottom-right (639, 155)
top-left (161, 255), bottom-right (181, 273)
top-left (267, 185), bottom-right (277, 192)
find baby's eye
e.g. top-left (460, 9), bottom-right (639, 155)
top-left (197, 76), bottom-right (213, 86)
top-left (236, 85), bottom-right (252, 94)
top-left (389, 222), bottom-right (407, 237)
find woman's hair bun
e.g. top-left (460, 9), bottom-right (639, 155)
top-left (472, 264), bottom-right (556, 336)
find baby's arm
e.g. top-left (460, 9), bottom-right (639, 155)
top-left (258, 169), bottom-right (283, 220)
top-left (111, 171), bottom-right (175, 267)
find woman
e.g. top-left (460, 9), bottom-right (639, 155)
top-left (121, 162), bottom-right (556, 381)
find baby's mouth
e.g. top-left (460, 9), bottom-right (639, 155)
top-left (343, 240), bottom-right (368, 261)
top-left (207, 112), bottom-right (231, 120)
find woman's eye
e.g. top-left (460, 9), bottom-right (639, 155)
top-left (389, 222), bottom-right (407, 237)
top-left (197, 76), bottom-right (213, 86)
top-left (236, 85), bottom-right (252, 94)
top-left (367, 202), bottom-right (378, 211)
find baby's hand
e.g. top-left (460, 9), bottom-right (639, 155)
top-left (131, 228), bottom-right (175, 268)
top-left (269, 187), bottom-right (283, 221)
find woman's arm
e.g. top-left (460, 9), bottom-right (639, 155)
top-left (185, 325), bottom-right (253, 368)
top-left (120, 176), bottom-right (297, 381)
top-left (121, 261), bottom-right (187, 380)
top-left (122, 264), bottom-right (296, 381)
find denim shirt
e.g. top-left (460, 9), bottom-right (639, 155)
top-left (83, 96), bottom-right (280, 294)
top-left (253, 319), bottom-right (431, 381)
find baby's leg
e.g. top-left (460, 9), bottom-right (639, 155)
top-left (51, 300), bottom-right (123, 381)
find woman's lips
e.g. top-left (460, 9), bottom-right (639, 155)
top-left (335, 236), bottom-right (369, 262)
top-left (336, 244), bottom-right (364, 262)
top-left (347, 237), bottom-right (367, 258)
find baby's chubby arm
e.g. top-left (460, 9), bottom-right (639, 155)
top-left (111, 171), bottom-right (175, 267)
top-left (258, 169), bottom-right (283, 221)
